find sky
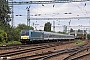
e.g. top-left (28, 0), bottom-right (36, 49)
top-left (9, 0), bottom-right (90, 32)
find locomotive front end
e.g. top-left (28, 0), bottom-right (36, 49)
top-left (20, 30), bottom-right (30, 44)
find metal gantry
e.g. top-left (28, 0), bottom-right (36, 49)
top-left (30, 17), bottom-right (90, 20)
top-left (8, 0), bottom-right (14, 27)
top-left (8, 0), bottom-right (90, 5)
top-left (26, 6), bottom-right (30, 27)
top-left (8, 0), bottom-right (90, 27)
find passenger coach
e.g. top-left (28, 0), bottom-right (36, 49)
top-left (20, 30), bottom-right (75, 44)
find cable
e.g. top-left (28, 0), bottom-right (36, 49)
top-left (71, 2), bottom-right (88, 17)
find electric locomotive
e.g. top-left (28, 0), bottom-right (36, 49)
top-left (20, 30), bottom-right (44, 44)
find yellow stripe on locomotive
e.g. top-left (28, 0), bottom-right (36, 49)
top-left (21, 36), bottom-right (29, 39)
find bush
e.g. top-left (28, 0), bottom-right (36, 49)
top-left (0, 41), bottom-right (21, 46)
top-left (75, 39), bottom-right (83, 45)
top-left (0, 30), bottom-right (7, 42)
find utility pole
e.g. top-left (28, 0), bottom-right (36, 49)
top-left (89, 21), bottom-right (90, 34)
top-left (12, 0), bottom-right (14, 27)
top-left (53, 21), bottom-right (55, 32)
top-left (26, 6), bottom-right (30, 27)
top-left (68, 20), bottom-right (71, 35)
top-left (8, 0), bottom-right (14, 27)
top-left (86, 28), bottom-right (88, 40)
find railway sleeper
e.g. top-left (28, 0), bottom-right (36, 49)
top-left (71, 53), bottom-right (90, 60)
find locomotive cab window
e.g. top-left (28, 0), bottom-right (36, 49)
top-left (21, 30), bottom-right (29, 36)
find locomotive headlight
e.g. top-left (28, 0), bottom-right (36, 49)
top-left (40, 36), bottom-right (42, 38)
top-left (21, 36), bottom-right (29, 39)
top-left (27, 37), bottom-right (29, 39)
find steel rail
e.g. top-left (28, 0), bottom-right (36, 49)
top-left (9, 47), bottom-right (77, 60)
top-left (0, 42), bottom-right (61, 50)
top-left (0, 41), bottom-right (75, 60)
top-left (63, 46), bottom-right (90, 60)
top-left (8, 45), bottom-right (87, 60)
top-left (71, 52), bottom-right (90, 60)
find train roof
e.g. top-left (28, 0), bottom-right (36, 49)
top-left (21, 30), bottom-right (74, 36)
top-left (43, 31), bottom-right (74, 36)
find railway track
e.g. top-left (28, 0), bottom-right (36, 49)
top-left (0, 40), bottom-right (88, 60)
top-left (0, 44), bottom-right (31, 50)
top-left (0, 42), bottom-right (60, 50)
top-left (7, 44), bottom-right (89, 60)
top-left (0, 41), bottom-right (75, 50)
top-left (0, 41), bottom-right (76, 60)
top-left (63, 45), bottom-right (90, 60)
top-left (71, 53), bottom-right (90, 60)
top-left (0, 43), bottom-right (51, 50)
top-left (0, 42), bottom-right (71, 56)
top-left (0, 44), bottom-right (55, 57)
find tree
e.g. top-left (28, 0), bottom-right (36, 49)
top-left (57, 31), bottom-right (66, 34)
top-left (44, 22), bottom-right (51, 32)
top-left (0, 0), bottom-right (11, 22)
top-left (0, 0), bottom-right (11, 32)
top-left (0, 0), bottom-right (12, 42)
top-left (78, 29), bottom-right (81, 32)
top-left (87, 34), bottom-right (90, 40)
top-left (0, 30), bottom-right (7, 42)
top-left (16, 24), bottom-right (34, 31)
top-left (70, 28), bottom-right (74, 32)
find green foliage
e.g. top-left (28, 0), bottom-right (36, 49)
top-left (77, 34), bottom-right (83, 36)
top-left (0, 0), bottom-right (11, 22)
top-left (16, 24), bottom-right (34, 30)
top-left (0, 0), bottom-right (35, 43)
top-left (87, 34), bottom-right (90, 40)
top-left (0, 30), bottom-right (7, 42)
top-left (57, 31), bottom-right (66, 34)
top-left (78, 29), bottom-right (81, 32)
top-left (0, 22), bottom-right (34, 43)
top-left (0, 0), bottom-right (11, 43)
top-left (50, 31), bottom-right (55, 32)
top-left (6, 41), bottom-right (21, 44)
top-left (0, 41), bottom-right (21, 46)
top-left (77, 29), bottom-right (86, 32)
top-left (70, 28), bottom-right (74, 32)
top-left (7, 28), bottom-right (18, 41)
top-left (75, 40), bottom-right (83, 45)
top-left (44, 22), bottom-right (51, 32)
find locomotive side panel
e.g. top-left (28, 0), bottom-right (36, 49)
top-left (30, 31), bottom-right (44, 41)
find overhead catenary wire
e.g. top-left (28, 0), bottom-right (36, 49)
top-left (71, 2), bottom-right (88, 17)
top-left (8, 0), bottom-right (90, 32)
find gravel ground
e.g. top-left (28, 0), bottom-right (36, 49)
top-left (77, 40), bottom-right (90, 60)
top-left (48, 40), bottom-right (90, 60)
top-left (10, 42), bottom-right (78, 59)
top-left (0, 40), bottom-right (89, 60)
top-left (78, 55), bottom-right (90, 60)
top-left (10, 40), bottom-right (88, 59)
top-left (0, 44), bottom-right (49, 54)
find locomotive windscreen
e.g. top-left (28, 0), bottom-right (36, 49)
top-left (21, 30), bottom-right (29, 36)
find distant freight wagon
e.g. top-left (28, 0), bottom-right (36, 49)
top-left (20, 30), bottom-right (75, 44)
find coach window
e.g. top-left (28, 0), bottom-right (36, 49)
top-left (31, 32), bottom-right (32, 34)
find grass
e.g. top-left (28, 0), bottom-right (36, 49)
top-left (0, 41), bottom-right (21, 46)
top-left (75, 39), bottom-right (83, 45)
